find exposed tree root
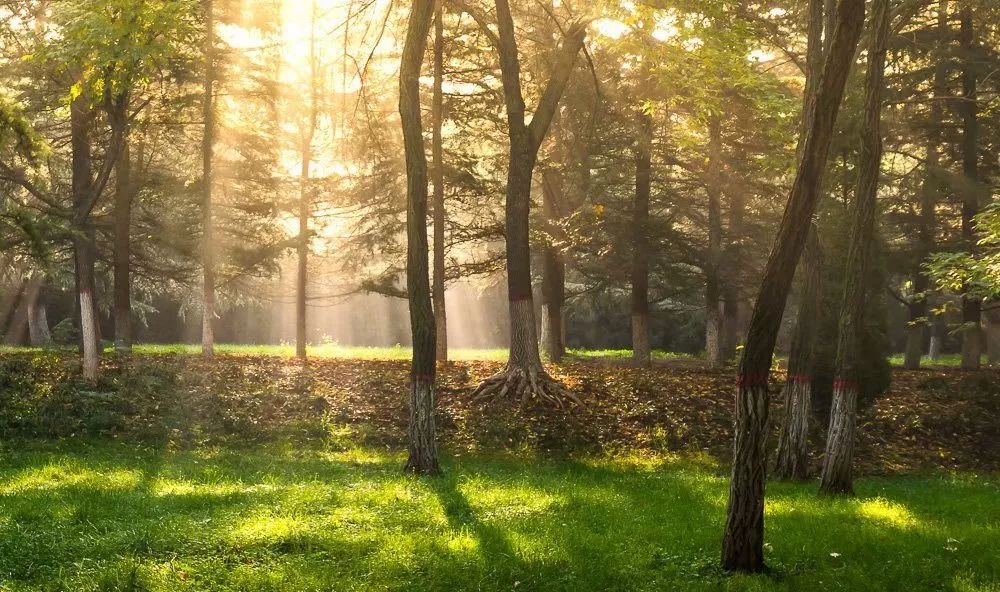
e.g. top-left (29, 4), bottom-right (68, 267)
top-left (471, 365), bottom-right (581, 409)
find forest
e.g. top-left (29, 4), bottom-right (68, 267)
top-left (0, 0), bottom-right (998, 589)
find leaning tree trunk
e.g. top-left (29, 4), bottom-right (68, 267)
top-left (774, 226), bottom-right (822, 481)
top-left (541, 167), bottom-right (566, 362)
top-left (113, 137), bottom-right (132, 353)
top-left (432, 2), bottom-right (448, 364)
top-left (820, 0), bottom-right (889, 496)
top-left (399, 0), bottom-right (439, 475)
top-left (201, 0), bottom-right (217, 358)
top-left (705, 114), bottom-right (724, 368)
top-left (722, 0), bottom-right (864, 572)
top-left (959, 4), bottom-right (982, 370)
top-left (469, 0), bottom-right (585, 406)
top-left (631, 111), bottom-right (652, 366)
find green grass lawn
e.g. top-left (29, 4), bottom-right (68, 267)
top-left (0, 442), bottom-right (996, 591)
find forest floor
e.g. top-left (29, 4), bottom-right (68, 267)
top-left (0, 349), bottom-right (997, 590)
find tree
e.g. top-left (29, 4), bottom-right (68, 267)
top-left (722, 0), bottom-right (865, 572)
top-left (631, 110), bottom-right (652, 366)
top-left (958, 3), bottom-right (983, 370)
top-left (202, 0), bottom-right (217, 358)
top-left (464, 0), bottom-right (586, 405)
top-left (399, 0), bottom-right (440, 475)
top-left (432, 1), bottom-right (448, 364)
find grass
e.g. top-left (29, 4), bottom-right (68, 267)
top-left (0, 441), bottom-right (996, 591)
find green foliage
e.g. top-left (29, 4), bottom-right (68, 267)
top-left (926, 203), bottom-right (1000, 301)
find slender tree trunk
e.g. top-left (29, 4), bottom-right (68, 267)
top-left (959, 4), bottom-right (982, 370)
top-left (71, 89), bottom-right (100, 380)
top-left (906, 1), bottom-right (949, 370)
top-left (929, 311), bottom-right (944, 360)
top-left (113, 137), bottom-right (132, 353)
top-left (820, 0), bottom-right (889, 496)
top-left (985, 308), bottom-right (1000, 366)
top-left (705, 115), bottom-right (724, 367)
top-left (432, 2), bottom-right (448, 364)
top-left (201, 0), bottom-right (216, 358)
top-left (632, 111), bottom-right (652, 366)
top-left (774, 226), bottom-right (822, 480)
top-left (722, 0), bottom-right (864, 572)
top-left (721, 183), bottom-right (747, 361)
top-left (400, 0), bottom-right (439, 474)
top-left (541, 167), bottom-right (565, 362)
top-left (296, 0), bottom-right (319, 361)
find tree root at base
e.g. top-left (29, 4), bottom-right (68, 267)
top-left (470, 366), bottom-right (581, 408)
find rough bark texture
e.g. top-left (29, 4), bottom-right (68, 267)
top-left (705, 114), bottom-right (724, 368)
top-left (959, 4), bottom-right (982, 370)
top-left (722, 0), bottom-right (864, 572)
top-left (27, 294), bottom-right (51, 346)
top-left (820, 0), bottom-right (888, 496)
top-left (468, 0), bottom-right (585, 405)
top-left (632, 112), bottom-right (652, 367)
top-left (71, 89), bottom-right (101, 381)
top-left (113, 137), bottom-right (132, 353)
top-left (774, 226), bottom-right (822, 481)
top-left (432, 3), bottom-right (448, 365)
top-left (201, 0), bottom-right (216, 358)
top-left (541, 167), bottom-right (565, 362)
top-left (400, 0), bottom-right (439, 475)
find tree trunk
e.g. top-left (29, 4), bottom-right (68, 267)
top-left (705, 114), bottom-right (724, 368)
top-left (820, 0), bottom-right (888, 496)
top-left (469, 0), bottom-right (585, 405)
top-left (432, 2), bottom-right (448, 365)
top-left (722, 0), bottom-right (864, 572)
top-left (959, 4), bottom-right (981, 370)
top-left (28, 293), bottom-right (51, 346)
top-left (71, 88), bottom-right (101, 380)
top-left (541, 167), bottom-right (565, 362)
top-left (113, 137), bottom-right (132, 353)
top-left (399, 0), bottom-right (439, 474)
top-left (3, 275), bottom-right (43, 345)
top-left (929, 311), bottom-right (944, 360)
top-left (295, 0), bottom-right (319, 361)
top-left (986, 308), bottom-right (1000, 366)
top-left (906, 1), bottom-right (948, 370)
top-left (632, 111), bottom-right (652, 366)
top-left (774, 226), bottom-right (822, 480)
top-left (201, 0), bottom-right (216, 358)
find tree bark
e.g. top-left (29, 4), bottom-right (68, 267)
top-left (929, 310), bottom-right (944, 360)
top-left (959, 4), bottom-right (982, 370)
top-left (201, 0), bottom-right (216, 358)
top-left (705, 114), bottom-right (724, 368)
top-left (3, 275), bottom-right (43, 345)
top-left (820, 0), bottom-right (889, 496)
top-left (400, 0), bottom-right (439, 474)
top-left (113, 137), bottom-right (132, 353)
top-left (71, 89), bottom-right (101, 380)
top-left (468, 0), bottom-right (585, 405)
top-left (722, 0), bottom-right (864, 572)
top-left (632, 111), bottom-right (652, 366)
top-left (432, 2), bottom-right (448, 365)
top-left (905, 0), bottom-right (948, 370)
top-left (774, 226), bottom-right (822, 481)
top-left (27, 291), bottom-right (51, 346)
top-left (541, 167), bottom-right (565, 362)
top-left (986, 308), bottom-right (1000, 366)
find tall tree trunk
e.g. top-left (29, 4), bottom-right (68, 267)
top-left (929, 310), bottom-right (944, 360)
top-left (113, 137), bottom-right (132, 353)
top-left (432, 1), bottom-right (448, 364)
top-left (721, 183), bottom-right (747, 361)
top-left (774, 226), bottom-right (822, 480)
top-left (541, 167), bottom-right (565, 362)
top-left (296, 0), bottom-right (319, 361)
top-left (27, 285), bottom-right (51, 346)
top-left (469, 0), bottom-right (585, 405)
top-left (632, 111), bottom-right (652, 366)
top-left (3, 275), bottom-right (43, 345)
top-left (959, 4), bottom-right (982, 370)
top-left (722, 0), bottom-right (864, 572)
top-left (905, 0), bottom-right (948, 370)
top-left (705, 114), bottom-right (724, 367)
top-left (985, 308), bottom-right (1000, 366)
top-left (400, 0), bottom-right (439, 475)
top-left (201, 0), bottom-right (216, 358)
top-left (71, 90), bottom-right (100, 380)
top-left (820, 0), bottom-right (889, 496)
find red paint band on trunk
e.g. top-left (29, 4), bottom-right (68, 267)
top-left (832, 377), bottom-right (858, 391)
top-left (787, 374), bottom-right (813, 383)
top-left (736, 373), bottom-right (769, 387)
